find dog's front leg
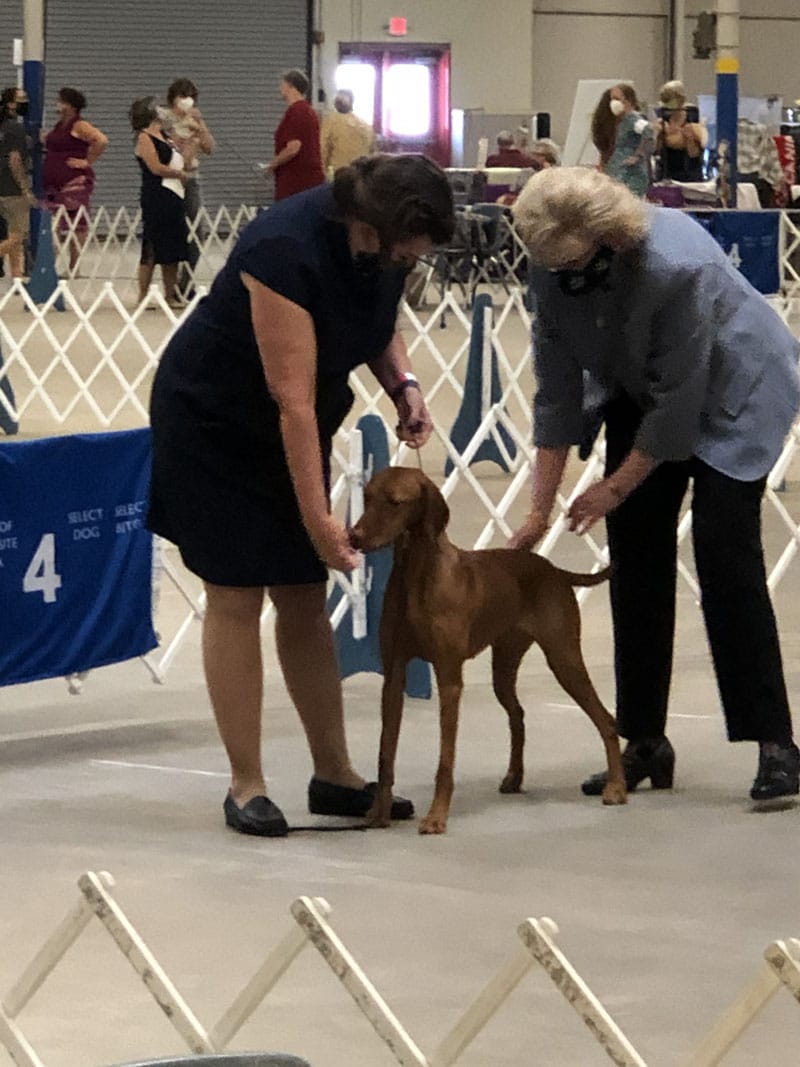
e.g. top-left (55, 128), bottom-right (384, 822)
top-left (366, 660), bottom-right (407, 828)
top-left (420, 664), bottom-right (463, 835)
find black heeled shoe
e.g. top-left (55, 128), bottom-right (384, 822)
top-left (582, 737), bottom-right (675, 796)
top-left (750, 742), bottom-right (800, 802)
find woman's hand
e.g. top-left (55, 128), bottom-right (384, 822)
top-left (508, 509), bottom-right (549, 550)
top-left (309, 515), bottom-right (360, 572)
top-left (567, 480), bottom-right (623, 535)
top-left (66, 157), bottom-right (88, 169)
top-left (395, 387), bottom-right (433, 448)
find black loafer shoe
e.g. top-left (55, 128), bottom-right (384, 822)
top-left (224, 792), bottom-right (289, 837)
top-left (750, 742), bottom-right (800, 802)
top-left (308, 777), bottom-right (414, 820)
top-left (582, 737), bottom-right (675, 796)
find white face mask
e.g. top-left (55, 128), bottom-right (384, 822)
top-left (177, 96), bottom-right (194, 113)
top-left (609, 98), bottom-right (626, 117)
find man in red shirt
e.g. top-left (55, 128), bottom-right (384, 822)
top-left (485, 130), bottom-right (537, 169)
top-left (267, 69), bottom-right (325, 201)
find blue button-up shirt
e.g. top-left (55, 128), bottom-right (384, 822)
top-left (530, 207), bottom-right (800, 480)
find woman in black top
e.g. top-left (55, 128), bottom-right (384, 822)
top-left (148, 154), bottom-right (455, 835)
top-left (130, 97), bottom-right (188, 308)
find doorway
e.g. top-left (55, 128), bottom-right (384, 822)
top-left (336, 42), bottom-right (451, 165)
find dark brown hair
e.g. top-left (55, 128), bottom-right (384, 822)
top-left (59, 87), bottom-right (86, 112)
top-left (167, 78), bottom-right (198, 104)
top-left (332, 154), bottom-right (455, 247)
top-left (591, 85), bottom-right (639, 159)
top-left (129, 96), bottom-right (158, 133)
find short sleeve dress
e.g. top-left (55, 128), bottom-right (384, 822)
top-left (605, 112), bottom-right (654, 197)
top-left (147, 184), bottom-right (407, 587)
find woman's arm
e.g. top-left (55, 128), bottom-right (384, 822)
top-left (71, 119), bottom-right (109, 165)
top-left (135, 132), bottom-right (186, 180)
top-left (509, 446), bottom-right (570, 549)
top-left (192, 110), bottom-right (215, 155)
top-left (241, 271), bottom-right (358, 571)
top-left (368, 331), bottom-right (433, 448)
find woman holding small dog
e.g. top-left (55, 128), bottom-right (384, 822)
top-left (148, 154), bottom-right (454, 835)
top-left (509, 167), bottom-right (800, 804)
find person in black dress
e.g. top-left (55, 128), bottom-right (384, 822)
top-left (148, 154), bottom-right (455, 835)
top-left (130, 97), bottom-right (188, 309)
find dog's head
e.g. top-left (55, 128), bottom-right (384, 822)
top-left (349, 467), bottom-right (450, 551)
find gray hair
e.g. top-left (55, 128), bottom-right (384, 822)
top-left (531, 138), bottom-right (562, 166)
top-left (334, 89), bottom-right (354, 114)
top-left (512, 167), bottom-right (648, 268)
top-left (282, 69), bottom-right (309, 96)
top-left (496, 130), bottom-right (515, 148)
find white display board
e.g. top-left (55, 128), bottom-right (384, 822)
top-left (562, 78), bottom-right (628, 167)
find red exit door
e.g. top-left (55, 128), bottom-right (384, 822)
top-left (336, 43), bottom-right (451, 166)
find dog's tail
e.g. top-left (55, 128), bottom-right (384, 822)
top-left (560, 564), bottom-right (612, 587)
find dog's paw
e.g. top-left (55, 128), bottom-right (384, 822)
top-left (601, 782), bottom-right (628, 805)
top-left (364, 812), bottom-right (392, 828)
top-left (418, 812), bottom-right (448, 834)
top-left (499, 773), bottom-right (523, 794)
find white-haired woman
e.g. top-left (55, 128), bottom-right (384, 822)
top-left (509, 167), bottom-right (800, 804)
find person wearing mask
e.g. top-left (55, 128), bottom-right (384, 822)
top-left (0, 87), bottom-right (34, 281)
top-left (592, 84), bottom-right (653, 197)
top-left (42, 87), bottom-right (108, 271)
top-left (130, 96), bottom-right (188, 309)
top-left (320, 89), bottom-right (376, 179)
top-left (147, 154), bottom-right (455, 835)
top-left (266, 69), bottom-right (325, 201)
top-left (654, 80), bottom-right (707, 183)
top-left (510, 167), bottom-right (800, 806)
top-left (161, 78), bottom-right (215, 299)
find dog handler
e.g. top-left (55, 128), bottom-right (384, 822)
top-left (148, 155), bottom-right (455, 835)
top-left (509, 167), bottom-right (800, 804)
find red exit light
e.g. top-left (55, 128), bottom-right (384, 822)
top-left (388, 16), bottom-right (408, 36)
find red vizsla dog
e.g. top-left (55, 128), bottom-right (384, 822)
top-left (349, 466), bottom-right (627, 834)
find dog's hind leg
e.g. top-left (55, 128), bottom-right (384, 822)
top-left (491, 631), bottom-right (534, 794)
top-left (540, 642), bottom-right (627, 806)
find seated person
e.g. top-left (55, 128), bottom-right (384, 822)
top-left (486, 130), bottom-right (536, 169)
top-left (529, 137), bottom-right (561, 169)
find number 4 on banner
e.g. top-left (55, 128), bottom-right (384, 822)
top-left (23, 533), bottom-right (63, 603)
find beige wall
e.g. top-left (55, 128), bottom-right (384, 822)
top-left (315, 1), bottom-right (800, 148)
top-left (315, 0), bottom-right (534, 113)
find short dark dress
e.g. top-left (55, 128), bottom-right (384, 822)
top-left (147, 184), bottom-right (407, 586)
top-left (137, 133), bottom-right (188, 264)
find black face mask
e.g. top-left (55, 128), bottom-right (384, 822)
top-left (353, 251), bottom-right (381, 277)
top-left (16, 101), bottom-right (29, 117)
top-left (555, 246), bottom-right (615, 296)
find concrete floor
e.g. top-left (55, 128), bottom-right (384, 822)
top-left (3, 289), bottom-right (800, 1066)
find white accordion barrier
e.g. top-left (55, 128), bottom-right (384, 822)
top-left (0, 209), bottom-right (799, 690)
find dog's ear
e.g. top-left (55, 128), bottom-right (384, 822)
top-left (419, 478), bottom-right (449, 538)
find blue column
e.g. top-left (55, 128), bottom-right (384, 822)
top-left (23, 0), bottom-right (45, 252)
top-left (716, 59), bottom-right (739, 208)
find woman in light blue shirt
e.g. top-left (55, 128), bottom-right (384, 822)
top-left (510, 167), bottom-right (800, 805)
top-left (592, 84), bottom-right (653, 198)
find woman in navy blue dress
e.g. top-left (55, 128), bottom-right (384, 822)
top-left (130, 97), bottom-right (188, 308)
top-left (148, 154), bottom-right (455, 835)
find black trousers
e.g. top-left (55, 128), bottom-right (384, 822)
top-left (603, 394), bottom-right (793, 745)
